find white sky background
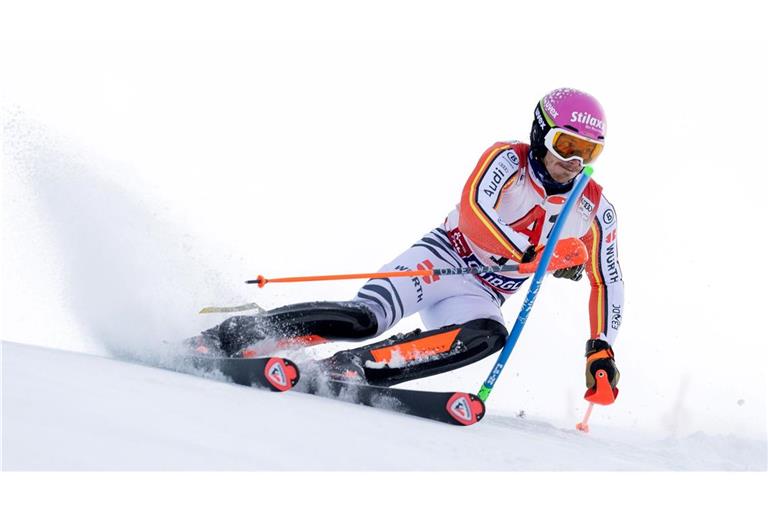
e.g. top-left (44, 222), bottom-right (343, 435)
top-left (1, 0), bottom-right (766, 501)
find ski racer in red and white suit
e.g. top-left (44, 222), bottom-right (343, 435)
top-left (192, 88), bottom-right (624, 395)
top-left (447, 140), bottom-right (624, 346)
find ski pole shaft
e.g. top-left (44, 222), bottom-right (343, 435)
top-left (247, 270), bottom-right (433, 287)
top-left (477, 167), bottom-right (594, 402)
top-left (434, 264), bottom-right (520, 275)
top-left (247, 238), bottom-right (587, 287)
top-left (248, 266), bottom-right (520, 287)
top-left (576, 403), bottom-right (594, 433)
top-left (247, 264), bottom-right (530, 287)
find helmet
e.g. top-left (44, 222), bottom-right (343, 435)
top-left (530, 88), bottom-right (606, 161)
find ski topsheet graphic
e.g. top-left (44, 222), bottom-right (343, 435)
top-left (180, 356), bottom-right (300, 392)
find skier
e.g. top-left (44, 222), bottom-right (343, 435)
top-left (190, 88), bottom-right (623, 397)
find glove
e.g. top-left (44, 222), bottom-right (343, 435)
top-left (522, 242), bottom-right (585, 280)
top-left (585, 339), bottom-right (620, 390)
top-left (554, 264), bottom-right (585, 281)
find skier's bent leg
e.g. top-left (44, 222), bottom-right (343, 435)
top-left (194, 301), bottom-right (379, 355)
top-left (321, 318), bottom-right (508, 386)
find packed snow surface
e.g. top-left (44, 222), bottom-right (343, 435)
top-left (2, 341), bottom-right (764, 470)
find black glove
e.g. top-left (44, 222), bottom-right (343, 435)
top-left (554, 264), bottom-right (585, 281)
top-left (584, 339), bottom-right (620, 390)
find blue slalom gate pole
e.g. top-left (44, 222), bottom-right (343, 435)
top-left (477, 166), bottom-right (594, 401)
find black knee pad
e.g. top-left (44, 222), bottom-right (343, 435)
top-left (449, 318), bottom-right (508, 359)
top-left (210, 315), bottom-right (264, 355)
top-left (263, 301), bottom-right (378, 339)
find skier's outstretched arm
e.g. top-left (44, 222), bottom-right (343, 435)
top-left (580, 195), bottom-right (624, 392)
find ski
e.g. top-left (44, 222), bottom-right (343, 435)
top-left (170, 354), bottom-right (481, 424)
top-left (297, 377), bottom-right (486, 426)
top-left (177, 356), bottom-right (300, 392)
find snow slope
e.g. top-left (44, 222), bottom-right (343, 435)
top-left (2, 341), bottom-right (764, 471)
top-left (3, 41), bottom-right (767, 466)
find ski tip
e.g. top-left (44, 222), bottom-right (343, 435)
top-left (263, 358), bottom-right (301, 392)
top-left (445, 392), bottom-right (486, 426)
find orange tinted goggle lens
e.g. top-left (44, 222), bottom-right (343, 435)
top-left (552, 132), bottom-right (604, 163)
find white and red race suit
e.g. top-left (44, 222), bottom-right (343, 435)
top-left (445, 141), bottom-right (624, 343)
top-left (352, 141), bottom-right (624, 345)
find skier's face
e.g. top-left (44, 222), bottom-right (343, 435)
top-left (543, 150), bottom-right (583, 184)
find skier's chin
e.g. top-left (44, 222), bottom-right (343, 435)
top-left (552, 164), bottom-right (580, 183)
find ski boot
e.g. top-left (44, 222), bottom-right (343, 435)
top-left (320, 351), bottom-right (368, 383)
top-left (184, 332), bottom-right (227, 357)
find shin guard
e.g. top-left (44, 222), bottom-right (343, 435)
top-left (322, 318), bottom-right (508, 387)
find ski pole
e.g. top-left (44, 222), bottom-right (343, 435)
top-left (477, 166), bottom-right (594, 402)
top-left (576, 369), bottom-right (616, 433)
top-left (246, 237), bottom-right (587, 288)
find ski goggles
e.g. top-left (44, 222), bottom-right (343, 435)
top-left (544, 128), bottom-right (604, 165)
